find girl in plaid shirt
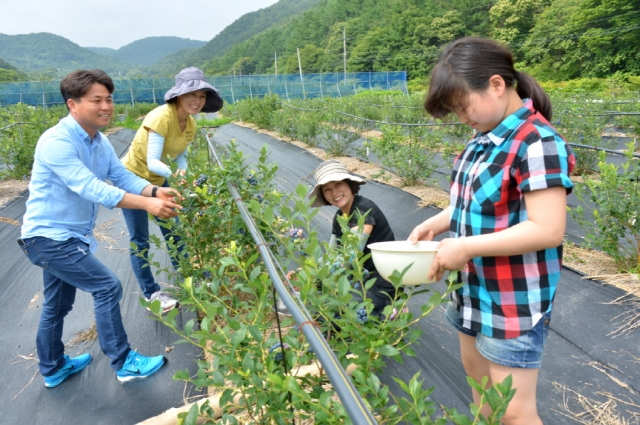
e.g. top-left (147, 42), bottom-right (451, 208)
top-left (409, 37), bottom-right (575, 424)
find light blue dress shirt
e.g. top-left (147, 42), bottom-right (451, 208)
top-left (21, 115), bottom-right (150, 253)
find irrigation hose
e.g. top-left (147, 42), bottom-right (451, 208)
top-left (568, 142), bottom-right (640, 158)
top-left (284, 102), bottom-right (638, 157)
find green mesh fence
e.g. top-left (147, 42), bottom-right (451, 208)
top-left (0, 71), bottom-right (407, 107)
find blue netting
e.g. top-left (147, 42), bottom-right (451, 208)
top-left (0, 71), bottom-right (407, 108)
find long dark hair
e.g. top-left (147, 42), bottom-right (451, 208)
top-left (424, 37), bottom-right (552, 121)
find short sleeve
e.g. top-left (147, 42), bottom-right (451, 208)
top-left (142, 107), bottom-right (172, 138)
top-left (516, 127), bottom-right (575, 194)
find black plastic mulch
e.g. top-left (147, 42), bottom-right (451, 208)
top-left (212, 123), bottom-right (640, 423)
top-left (0, 128), bottom-right (203, 425)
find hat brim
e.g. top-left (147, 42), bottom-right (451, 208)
top-left (164, 80), bottom-right (224, 113)
top-left (308, 174), bottom-right (365, 208)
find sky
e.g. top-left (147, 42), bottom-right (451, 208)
top-left (0, 0), bottom-right (281, 49)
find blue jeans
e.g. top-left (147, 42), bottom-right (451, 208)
top-left (122, 183), bottom-right (183, 299)
top-left (445, 302), bottom-right (551, 369)
top-left (19, 237), bottom-right (131, 375)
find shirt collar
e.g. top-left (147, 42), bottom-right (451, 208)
top-left (61, 114), bottom-right (104, 145)
top-left (473, 98), bottom-right (534, 146)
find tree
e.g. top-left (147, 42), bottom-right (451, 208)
top-left (282, 44), bottom-right (325, 74)
top-left (234, 57), bottom-right (257, 75)
top-left (490, 0), bottom-right (550, 46)
top-left (522, 0), bottom-right (640, 80)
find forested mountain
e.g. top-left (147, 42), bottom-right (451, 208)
top-left (0, 57), bottom-right (27, 82)
top-left (1, 0), bottom-right (637, 83)
top-left (0, 33), bottom-right (134, 79)
top-left (87, 47), bottom-right (117, 57)
top-left (149, 0), bottom-right (319, 76)
top-left (88, 37), bottom-right (206, 66)
top-left (189, 0), bottom-right (639, 82)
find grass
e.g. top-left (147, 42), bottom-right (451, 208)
top-left (196, 116), bottom-right (233, 128)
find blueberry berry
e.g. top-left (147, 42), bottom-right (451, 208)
top-left (195, 174), bottom-right (208, 187)
top-left (246, 174), bottom-right (258, 186)
top-left (356, 307), bottom-right (368, 323)
top-left (269, 342), bottom-right (289, 361)
top-left (288, 228), bottom-right (304, 241)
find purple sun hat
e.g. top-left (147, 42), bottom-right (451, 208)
top-left (164, 67), bottom-right (223, 113)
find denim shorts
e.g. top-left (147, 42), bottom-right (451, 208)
top-left (445, 302), bottom-right (551, 369)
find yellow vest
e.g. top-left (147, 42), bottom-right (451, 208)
top-left (122, 103), bottom-right (196, 185)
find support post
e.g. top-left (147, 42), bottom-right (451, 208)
top-left (297, 48), bottom-right (306, 99)
top-left (343, 27), bottom-right (347, 85)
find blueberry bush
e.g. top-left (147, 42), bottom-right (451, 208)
top-left (143, 134), bottom-right (514, 424)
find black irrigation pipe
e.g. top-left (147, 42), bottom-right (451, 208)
top-left (282, 102), bottom-right (327, 112)
top-left (283, 102), bottom-right (450, 126)
top-left (365, 103), bottom-right (425, 109)
top-left (589, 112), bottom-right (640, 116)
top-left (0, 122), bottom-right (36, 132)
top-left (335, 111), bottom-right (461, 127)
top-left (205, 133), bottom-right (379, 425)
top-left (287, 101), bottom-right (638, 157)
top-left (568, 142), bottom-right (640, 158)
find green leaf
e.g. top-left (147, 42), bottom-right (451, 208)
top-left (295, 183), bottom-right (308, 199)
top-left (247, 325), bottom-right (263, 343)
top-left (231, 326), bottom-right (248, 347)
top-left (262, 206), bottom-right (273, 227)
top-left (268, 373), bottom-right (284, 386)
top-left (164, 306), bottom-right (180, 324)
top-left (184, 319), bottom-right (195, 336)
top-left (249, 265), bottom-right (262, 282)
top-left (173, 369), bottom-right (191, 381)
top-left (242, 352), bottom-right (254, 373)
top-left (377, 344), bottom-right (400, 357)
top-left (184, 402), bottom-right (200, 425)
top-left (337, 277), bottom-right (350, 296)
top-left (200, 317), bottom-right (210, 333)
top-left (219, 257), bottom-right (237, 268)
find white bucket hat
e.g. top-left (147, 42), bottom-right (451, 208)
top-left (164, 67), bottom-right (224, 113)
top-left (308, 160), bottom-right (366, 208)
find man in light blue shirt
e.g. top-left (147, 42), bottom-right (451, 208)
top-left (18, 70), bottom-right (179, 388)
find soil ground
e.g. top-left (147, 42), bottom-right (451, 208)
top-left (0, 125), bottom-right (640, 425)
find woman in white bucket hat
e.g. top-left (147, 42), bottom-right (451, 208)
top-left (308, 160), bottom-right (402, 319)
top-left (121, 67), bottom-right (223, 313)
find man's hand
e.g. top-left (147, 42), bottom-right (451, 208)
top-left (145, 197), bottom-right (181, 219)
top-left (156, 186), bottom-right (183, 202)
top-left (117, 192), bottom-right (181, 218)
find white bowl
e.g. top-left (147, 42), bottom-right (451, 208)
top-left (368, 241), bottom-right (439, 286)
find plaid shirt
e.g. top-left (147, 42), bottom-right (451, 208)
top-left (449, 99), bottom-right (576, 339)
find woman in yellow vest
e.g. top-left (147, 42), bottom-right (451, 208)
top-left (122, 67), bottom-right (223, 312)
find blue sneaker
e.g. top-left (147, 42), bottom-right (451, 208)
top-left (44, 353), bottom-right (92, 388)
top-left (116, 350), bottom-right (166, 382)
